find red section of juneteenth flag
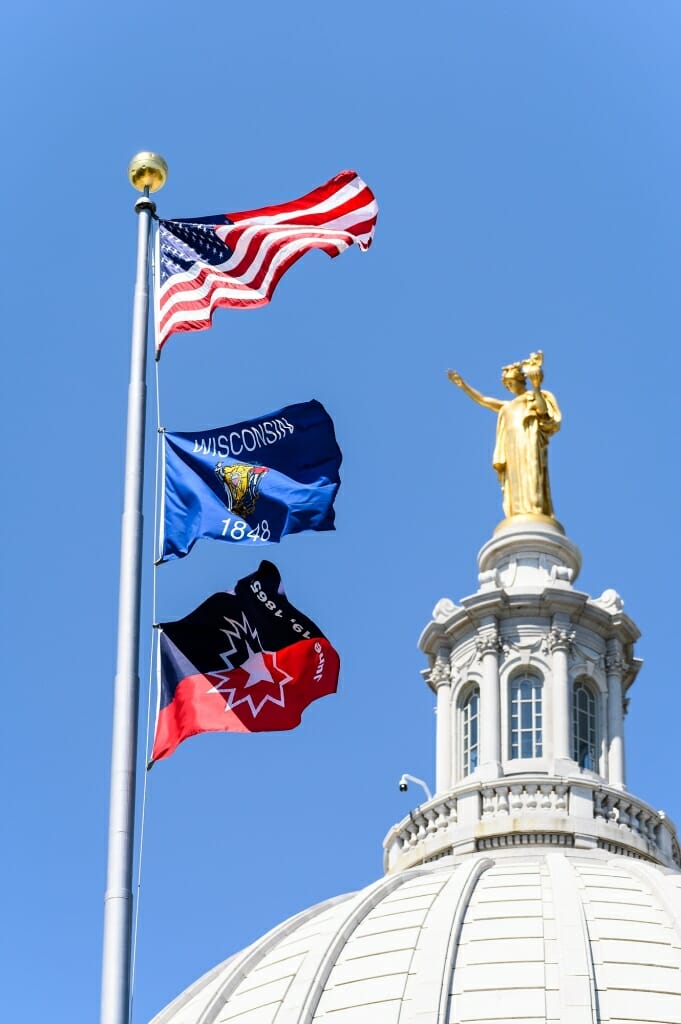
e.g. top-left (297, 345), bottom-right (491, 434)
top-left (150, 637), bottom-right (339, 763)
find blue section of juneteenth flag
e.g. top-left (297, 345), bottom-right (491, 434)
top-left (160, 400), bottom-right (342, 562)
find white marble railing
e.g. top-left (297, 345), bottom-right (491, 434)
top-left (482, 781), bottom-right (568, 817)
top-left (394, 797), bottom-right (458, 850)
top-left (594, 790), bottom-right (659, 844)
top-left (593, 789), bottom-right (680, 866)
top-left (383, 776), bottom-right (680, 873)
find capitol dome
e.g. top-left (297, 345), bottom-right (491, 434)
top-left (150, 513), bottom-right (681, 1023)
top-left (152, 846), bottom-right (681, 1023)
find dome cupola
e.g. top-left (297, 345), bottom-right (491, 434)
top-left (384, 516), bottom-right (679, 875)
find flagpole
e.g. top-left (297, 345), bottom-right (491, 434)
top-left (100, 152), bottom-right (168, 1024)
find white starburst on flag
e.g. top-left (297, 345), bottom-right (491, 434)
top-left (218, 612), bottom-right (261, 668)
top-left (207, 650), bottom-right (292, 718)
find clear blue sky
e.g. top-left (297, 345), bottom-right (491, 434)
top-left (3, 3), bottom-right (680, 1021)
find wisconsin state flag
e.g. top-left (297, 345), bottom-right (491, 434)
top-left (160, 399), bottom-right (342, 562)
top-left (150, 561), bottom-right (340, 763)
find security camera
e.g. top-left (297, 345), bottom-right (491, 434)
top-left (398, 773), bottom-right (432, 801)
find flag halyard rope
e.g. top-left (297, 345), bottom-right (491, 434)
top-left (129, 263), bottom-right (164, 1022)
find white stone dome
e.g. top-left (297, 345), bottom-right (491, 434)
top-left (151, 847), bottom-right (681, 1024)
top-left (149, 518), bottom-right (681, 1024)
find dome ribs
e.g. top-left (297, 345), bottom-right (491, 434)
top-left (412, 856), bottom-right (493, 1023)
top-left (544, 852), bottom-right (599, 1022)
top-left (573, 859), bottom-right (681, 1022)
top-left (449, 859), bottom-right (548, 1022)
top-left (186, 894), bottom-right (353, 1024)
top-left (279, 869), bottom-right (433, 1024)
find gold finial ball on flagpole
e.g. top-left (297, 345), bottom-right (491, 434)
top-left (128, 152), bottom-right (168, 193)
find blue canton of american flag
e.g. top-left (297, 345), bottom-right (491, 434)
top-left (154, 170), bottom-right (378, 354)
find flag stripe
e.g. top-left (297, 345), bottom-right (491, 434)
top-left (159, 221), bottom-right (364, 312)
top-left (224, 183), bottom-right (377, 231)
top-left (224, 169), bottom-right (365, 221)
top-left (159, 231), bottom-right (355, 337)
top-left (156, 171), bottom-right (377, 351)
top-left (159, 237), bottom-right (348, 333)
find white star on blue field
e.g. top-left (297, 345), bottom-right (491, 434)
top-left (159, 219), bottom-right (234, 282)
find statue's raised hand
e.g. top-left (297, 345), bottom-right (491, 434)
top-left (448, 369), bottom-right (463, 387)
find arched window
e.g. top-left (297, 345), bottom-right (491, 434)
top-left (510, 674), bottom-right (543, 758)
top-left (573, 680), bottom-right (597, 769)
top-left (462, 688), bottom-right (480, 777)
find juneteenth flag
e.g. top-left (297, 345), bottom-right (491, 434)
top-left (150, 561), bottom-right (340, 764)
top-left (160, 400), bottom-right (342, 562)
top-left (155, 170), bottom-right (377, 352)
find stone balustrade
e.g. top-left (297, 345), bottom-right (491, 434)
top-left (482, 781), bottom-right (568, 818)
top-left (594, 789), bottom-right (658, 843)
top-left (394, 797), bottom-right (458, 851)
top-left (383, 775), bottom-right (680, 873)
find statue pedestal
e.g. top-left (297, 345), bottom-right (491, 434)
top-left (493, 512), bottom-right (564, 536)
top-left (477, 518), bottom-right (582, 591)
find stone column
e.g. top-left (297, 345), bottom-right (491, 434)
top-left (476, 619), bottom-right (501, 779)
top-left (431, 646), bottom-right (452, 795)
top-left (606, 640), bottom-right (626, 790)
top-left (548, 620), bottom-right (575, 769)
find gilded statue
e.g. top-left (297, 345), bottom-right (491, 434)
top-left (447, 352), bottom-right (561, 522)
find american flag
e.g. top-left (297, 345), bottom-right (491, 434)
top-left (155, 170), bottom-right (377, 353)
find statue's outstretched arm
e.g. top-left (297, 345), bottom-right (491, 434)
top-left (447, 370), bottom-right (503, 412)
